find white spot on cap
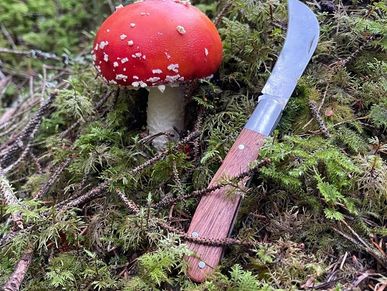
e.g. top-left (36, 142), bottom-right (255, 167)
top-left (164, 52), bottom-right (171, 59)
top-left (140, 12), bottom-right (150, 16)
top-left (92, 54), bottom-right (96, 61)
top-left (128, 40), bottom-right (134, 46)
top-left (147, 77), bottom-right (160, 83)
top-left (120, 34), bottom-right (127, 40)
top-left (109, 80), bottom-right (118, 84)
top-left (176, 25), bottom-right (186, 35)
top-left (132, 52), bottom-right (142, 59)
top-left (113, 62), bottom-right (119, 67)
top-left (167, 64), bottom-right (179, 73)
top-left (165, 74), bottom-right (181, 83)
top-left (138, 81), bottom-right (147, 88)
top-left (130, 23), bottom-right (136, 28)
top-left (103, 53), bottom-right (109, 62)
top-left (132, 81), bottom-right (140, 87)
top-left (175, 0), bottom-right (191, 4)
top-left (107, 29), bottom-right (110, 32)
top-left (116, 74), bottom-right (128, 81)
top-left (133, 76), bottom-right (139, 80)
top-left (123, 68), bottom-right (127, 71)
top-left (152, 69), bottom-right (163, 74)
top-left (204, 48), bottom-right (209, 56)
top-left (94, 43), bottom-right (99, 51)
top-left (115, 4), bottom-right (124, 10)
top-left (99, 41), bottom-right (109, 49)
top-left (121, 57), bottom-right (129, 64)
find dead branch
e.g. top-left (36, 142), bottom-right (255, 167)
top-left (153, 158), bottom-right (271, 209)
top-left (33, 157), bottom-right (72, 199)
top-left (2, 249), bottom-right (34, 291)
top-left (116, 189), bottom-right (258, 247)
top-left (0, 47), bottom-right (62, 62)
top-left (0, 92), bottom-right (58, 168)
top-left (0, 171), bottom-right (23, 230)
top-left (309, 100), bottom-right (331, 138)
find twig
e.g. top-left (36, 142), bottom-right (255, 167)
top-left (153, 158), bottom-right (270, 209)
top-left (33, 158), bottom-right (72, 199)
top-left (0, 170), bottom-right (23, 230)
top-left (213, 2), bottom-right (233, 27)
top-left (2, 249), bottom-right (34, 291)
top-left (116, 189), bottom-right (258, 247)
top-left (303, 84), bottom-right (329, 129)
top-left (3, 126), bottom-right (38, 174)
top-left (309, 100), bottom-right (331, 138)
top-left (172, 161), bottom-right (184, 195)
top-left (192, 109), bottom-right (204, 162)
top-left (0, 97), bottom-right (40, 132)
top-left (0, 92), bottom-right (58, 167)
top-left (333, 223), bottom-right (387, 268)
top-left (132, 131), bottom-right (200, 174)
top-left (0, 170), bottom-right (32, 291)
top-left (56, 181), bottom-right (109, 211)
top-left (116, 190), bottom-right (140, 214)
top-left (339, 251), bottom-right (348, 270)
top-left (328, 35), bottom-right (376, 72)
top-left (29, 152), bottom-right (42, 174)
top-left (0, 47), bottom-right (62, 62)
top-left (0, 24), bottom-right (16, 49)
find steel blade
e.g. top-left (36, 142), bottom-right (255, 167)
top-left (245, 0), bottom-right (319, 136)
top-left (262, 0), bottom-right (319, 101)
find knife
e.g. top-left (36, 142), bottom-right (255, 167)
top-left (186, 0), bottom-right (320, 282)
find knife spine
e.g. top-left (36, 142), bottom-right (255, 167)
top-left (244, 94), bottom-right (284, 136)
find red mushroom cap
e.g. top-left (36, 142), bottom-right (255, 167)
top-left (92, 0), bottom-right (223, 87)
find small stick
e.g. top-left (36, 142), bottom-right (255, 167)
top-left (3, 126), bottom-right (38, 174)
top-left (33, 158), bottom-right (72, 199)
top-left (213, 2), bottom-right (233, 27)
top-left (154, 158), bottom-right (270, 209)
top-left (309, 100), bottom-right (331, 138)
top-left (0, 92), bottom-right (58, 167)
top-left (0, 47), bottom-right (61, 62)
top-left (116, 189), bottom-right (257, 247)
top-left (0, 170), bottom-right (23, 230)
top-left (2, 249), bottom-right (34, 291)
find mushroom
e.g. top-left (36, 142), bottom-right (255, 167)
top-left (92, 0), bottom-right (222, 149)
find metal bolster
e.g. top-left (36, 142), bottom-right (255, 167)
top-left (244, 94), bottom-right (285, 136)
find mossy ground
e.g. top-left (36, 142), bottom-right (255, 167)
top-left (0, 0), bottom-right (386, 290)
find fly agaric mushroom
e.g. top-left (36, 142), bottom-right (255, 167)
top-left (92, 0), bottom-right (222, 149)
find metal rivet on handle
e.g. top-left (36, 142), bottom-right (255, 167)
top-left (191, 231), bottom-right (199, 238)
top-left (198, 261), bottom-right (206, 269)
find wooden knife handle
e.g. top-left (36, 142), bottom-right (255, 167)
top-left (186, 128), bottom-right (265, 282)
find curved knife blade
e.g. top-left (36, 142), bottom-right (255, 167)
top-left (262, 0), bottom-right (320, 101)
top-left (245, 0), bottom-right (320, 135)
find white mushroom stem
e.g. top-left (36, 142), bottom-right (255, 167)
top-left (147, 86), bottom-right (185, 150)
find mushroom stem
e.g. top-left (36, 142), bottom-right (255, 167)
top-left (147, 86), bottom-right (185, 150)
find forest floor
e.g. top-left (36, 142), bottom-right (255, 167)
top-left (0, 0), bottom-right (386, 290)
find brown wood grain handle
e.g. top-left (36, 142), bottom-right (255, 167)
top-left (186, 128), bottom-right (266, 282)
